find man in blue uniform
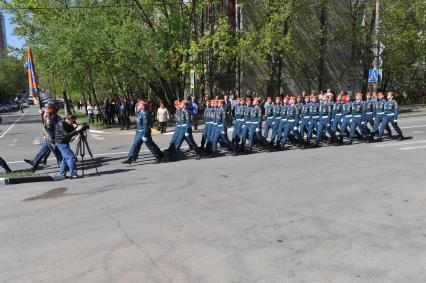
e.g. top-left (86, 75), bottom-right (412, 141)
top-left (316, 95), bottom-right (336, 146)
top-left (200, 100), bottom-right (212, 152)
top-left (299, 95), bottom-right (311, 149)
top-left (348, 92), bottom-right (368, 145)
top-left (307, 94), bottom-right (320, 147)
top-left (122, 101), bottom-right (164, 164)
top-left (176, 101), bottom-right (202, 159)
top-left (364, 92), bottom-right (376, 135)
top-left (210, 100), bottom-right (234, 157)
top-left (339, 94), bottom-right (352, 144)
top-left (263, 97), bottom-right (274, 139)
top-left (247, 98), bottom-right (267, 151)
top-left (269, 96), bottom-right (283, 148)
top-left (380, 92), bottom-right (404, 141)
top-left (232, 98), bottom-right (244, 153)
top-left (371, 92), bottom-right (392, 141)
top-left (279, 96), bottom-right (301, 149)
top-left (331, 93), bottom-right (344, 145)
top-left (240, 98), bottom-right (252, 152)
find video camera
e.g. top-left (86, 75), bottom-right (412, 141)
top-left (75, 122), bottom-right (90, 133)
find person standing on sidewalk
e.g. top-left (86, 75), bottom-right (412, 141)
top-left (87, 102), bottom-right (94, 124)
top-left (156, 102), bottom-right (170, 133)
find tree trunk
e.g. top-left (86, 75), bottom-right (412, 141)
top-left (318, 0), bottom-right (328, 91)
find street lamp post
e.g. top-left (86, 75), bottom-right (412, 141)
top-left (373, 0), bottom-right (381, 99)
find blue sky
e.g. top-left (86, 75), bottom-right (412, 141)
top-left (4, 12), bottom-right (25, 48)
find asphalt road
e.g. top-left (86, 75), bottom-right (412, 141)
top-left (1, 106), bottom-right (426, 282)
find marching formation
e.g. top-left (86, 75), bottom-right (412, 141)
top-left (123, 91), bottom-right (405, 163)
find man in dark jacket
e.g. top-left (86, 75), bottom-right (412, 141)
top-left (55, 115), bottom-right (84, 178)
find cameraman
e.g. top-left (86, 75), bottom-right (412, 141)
top-left (55, 115), bottom-right (84, 179)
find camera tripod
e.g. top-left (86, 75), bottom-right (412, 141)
top-left (75, 131), bottom-right (99, 177)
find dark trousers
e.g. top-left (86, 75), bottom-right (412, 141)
top-left (129, 130), bottom-right (163, 159)
top-left (0, 157), bottom-right (11, 173)
top-left (159, 122), bottom-right (167, 133)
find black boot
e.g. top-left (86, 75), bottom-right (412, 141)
top-left (122, 157), bottom-right (132, 164)
top-left (24, 159), bottom-right (34, 166)
top-left (0, 157), bottom-right (12, 173)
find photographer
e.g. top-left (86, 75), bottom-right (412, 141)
top-left (55, 115), bottom-right (85, 179)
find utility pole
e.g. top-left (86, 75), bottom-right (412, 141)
top-left (372, 0), bottom-right (381, 99)
top-left (235, 0), bottom-right (242, 98)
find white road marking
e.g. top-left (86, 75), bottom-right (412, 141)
top-left (412, 131), bottom-right (424, 134)
top-left (8, 139), bottom-right (18, 147)
top-left (400, 145), bottom-right (426, 150)
top-left (0, 112), bottom-right (26, 139)
top-left (164, 131), bottom-right (175, 136)
top-left (32, 138), bottom-right (41, 145)
top-left (6, 145), bottom-right (191, 164)
top-left (373, 140), bottom-right (426, 148)
top-left (401, 125), bottom-right (426, 129)
top-left (90, 134), bottom-right (105, 141)
top-left (89, 130), bottom-right (104, 134)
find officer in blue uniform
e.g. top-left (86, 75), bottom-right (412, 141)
top-left (299, 95), bottom-right (311, 148)
top-left (210, 100), bottom-right (234, 157)
top-left (175, 101), bottom-right (201, 159)
top-left (339, 95), bottom-right (352, 144)
top-left (307, 95), bottom-right (320, 147)
top-left (263, 97), bottom-right (274, 139)
top-left (123, 101), bottom-right (164, 164)
top-left (276, 96), bottom-right (289, 146)
top-left (316, 96), bottom-right (336, 146)
top-left (279, 96), bottom-right (301, 149)
top-left (372, 92), bottom-right (392, 141)
top-left (380, 92), bottom-right (404, 141)
top-left (364, 92), bottom-right (376, 135)
top-left (269, 96), bottom-right (283, 147)
top-left (164, 100), bottom-right (182, 156)
top-left (232, 98), bottom-right (244, 153)
top-left (331, 93), bottom-right (344, 145)
top-left (348, 92), bottom-right (368, 144)
top-left (241, 98), bottom-right (252, 152)
top-left (200, 100), bottom-right (212, 152)
top-left (248, 98), bottom-right (267, 151)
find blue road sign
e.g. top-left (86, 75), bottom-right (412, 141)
top-left (369, 69), bottom-right (379, 83)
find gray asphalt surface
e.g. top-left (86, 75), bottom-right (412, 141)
top-left (1, 106), bottom-right (426, 282)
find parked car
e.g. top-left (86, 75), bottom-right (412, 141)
top-left (8, 102), bottom-right (19, 110)
top-left (0, 104), bottom-right (10, 112)
top-left (27, 97), bottom-right (35, 105)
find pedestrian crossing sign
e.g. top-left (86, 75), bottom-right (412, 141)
top-left (369, 69), bottom-right (380, 83)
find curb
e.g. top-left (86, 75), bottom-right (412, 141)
top-left (0, 175), bottom-right (66, 186)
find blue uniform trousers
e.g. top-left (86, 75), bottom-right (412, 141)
top-left (308, 118), bottom-right (320, 139)
top-left (280, 120), bottom-right (300, 146)
top-left (129, 130), bottom-right (163, 159)
top-left (270, 118), bottom-right (281, 143)
top-left (263, 118), bottom-right (274, 139)
top-left (380, 114), bottom-right (402, 137)
top-left (339, 116), bottom-right (352, 138)
top-left (350, 116), bottom-right (367, 140)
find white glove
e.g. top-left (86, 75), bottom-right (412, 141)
top-left (242, 125), bottom-right (245, 128)
top-left (221, 131), bottom-right (225, 134)
top-left (350, 119), bottom-right (352, 123)
top-left (340, 119), bottom-right (343, 123)
top-left (361, 122), bottom-right (365, 125)
top-left (39, 109), bottom-right (43, 114)
top-left (293, 127), bottom-right (298, 131)
top-left (272, 122), bottom-right (275, 125)
top-left (331, 119), bottom-right (334, 122)
top-left (142, 136), bottom-right (147, 142)
top-left (299, 121), bottom-right (302, 125)
top-left (327, 124), bottom-right (330, 127)
top-left (393, 119), bottom-right (397, 123)
top-left (185, 132), bottom-right (189, 137)
top-left (256, 128), bottom-right (260, 132)
top-left (373, 118), bottom-right (376, 121)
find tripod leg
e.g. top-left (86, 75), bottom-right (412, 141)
top-left (82, 135), bottom-right (100, 176)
